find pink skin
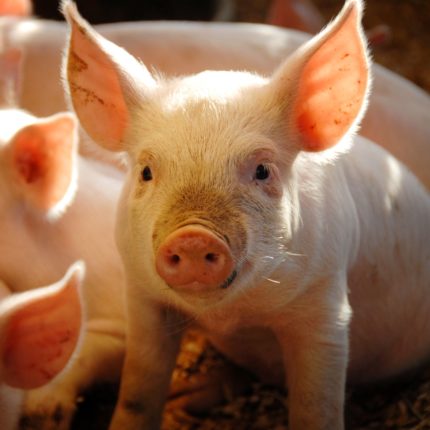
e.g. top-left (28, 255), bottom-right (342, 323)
top-left (0, 109), bottom-right (125, 430)
top-left (156, 225), bottom-right (235, 293)
top-left (0, 48), bottom-right (21, 107)
top-left (0, 262), bottom-right (83, 430)
top-left (0, 262), bottom-right (83, 390)
top-left (0, 0), bottom-right (31, 17)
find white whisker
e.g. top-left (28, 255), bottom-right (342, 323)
top-left (285, 250), bottom-right (305, 257)
top-left (261, 255), bottom-right (275, 261)
top-left (264, 277), bottom-right (281, 284)
top-left (164, 309), bottom-right (197, 336)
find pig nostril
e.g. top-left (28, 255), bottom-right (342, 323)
top-left (169, 254), bottom-right (180, 265)
top-left (205, 253), bottom-right (218, 263)
top-left (156, 227), bottom-right (236, 289)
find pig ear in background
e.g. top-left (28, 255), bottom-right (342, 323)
top-left (0, 0), bottom-right (32, 16)
top-left (10, 112), bottom-right (79, 219)
top-left (0, 261), bottom-right (85, 389)
top-left (61, 0), bottom-right (156, 152)
top-left (270, 0), bottom-right (370, 153)
top-left (0, 48), bottom-right (22, 107)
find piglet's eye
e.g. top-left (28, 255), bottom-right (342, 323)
top-left (141, 166), bottom-right (153, 181)
top-left (255, 164), bottom-right (270, 181)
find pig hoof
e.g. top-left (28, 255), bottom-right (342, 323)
top-left (20, 403), bottom-right (75, 430)
top-left (168, 362), bottom-right (254, 415)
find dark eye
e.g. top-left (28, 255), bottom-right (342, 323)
top-left (255, 164), bottom-right (270, 181)
top-left (141, 166), bottom-right (153, 181)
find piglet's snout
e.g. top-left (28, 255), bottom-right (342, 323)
top-left (155, 225), bottom-right (235, 290)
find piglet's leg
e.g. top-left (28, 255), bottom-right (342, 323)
top-left (109, 300), bottom-right (182, 430)
top-left (274, 280), bottom-right (351, 430)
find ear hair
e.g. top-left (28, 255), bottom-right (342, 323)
top-left (61, 0), bottom-right (156, 152)
top-left (269, 0), bottom-right (370, 154)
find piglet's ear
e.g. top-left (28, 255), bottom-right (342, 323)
top-left (271, 0), bottom-right (369, 152)
top-left (10, 112), bottom-right (78, 218)
top-left (62, 1), bottom-right (156, 152)
top-left (1, 261), bottom-right (84, 389)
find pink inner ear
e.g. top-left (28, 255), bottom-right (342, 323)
top-left (12, 116), bottom-right (75, 211)
top-left (293, 6), bottom-right (368, 152)
top-left (2, 278), bottom-right (82, 389)
top-left (68, 18), bottom-right (128, 151)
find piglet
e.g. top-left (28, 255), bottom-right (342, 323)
top-left (0, 262), bottom-right (83, 430)
top-left (0, 48), bottom-right (21, 107)
top-left (0, 105), bottom-right (126, 429)
top-left (63, 0), bottom-right (430, 429)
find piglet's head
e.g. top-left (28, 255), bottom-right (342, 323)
top-left (0, 111), bottom-right (79, 220)
top-left (62, 0), bottom-right (369, 308)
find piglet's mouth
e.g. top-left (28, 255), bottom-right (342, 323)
top-left (220, 269), bottom-right (238, 289)
top-left (165, 267), bottom-right (239, 295)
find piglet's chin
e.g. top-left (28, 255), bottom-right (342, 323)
top-left (164, 271), bottom-right (240, 308)
top-left (169, 285), bottom-right (229, 308)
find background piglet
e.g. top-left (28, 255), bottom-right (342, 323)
top-left (63, 0), bottom-right (430, 429)
top-left (0, 262), bottom-right (83, 430)
top-left (0, 104), bottom-right (126, 429)
top-left (0, 47), bottom-right (21, 107)
top-left (0, 3), bottom-right (429, 188)
top-left (0, 0), bottom-right (31, 16)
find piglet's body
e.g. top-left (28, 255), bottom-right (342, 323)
top-left (63, 0), bottom-right (430, 429)
top-left (0, 0), bottom-right (31, 17)
top-left (0, 13), bottom-right (429, 189)
top-left (0, 107), bottom-right (125, 429)
top-left (0, 262), bottom-right (83, 430)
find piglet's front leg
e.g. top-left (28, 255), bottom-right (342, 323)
top-left (275, 281), bottom-right (351, 430)
top-left (109, 300), bottom-right (182, 430)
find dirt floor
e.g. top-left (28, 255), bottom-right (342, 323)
top-left (72, 328), bottom-right (430, 430)
top-left (30, 1), bottom-right (430, 429)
